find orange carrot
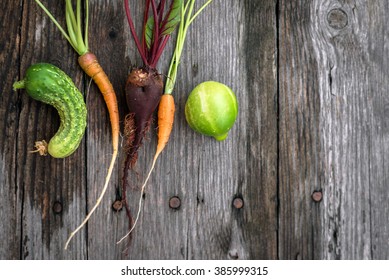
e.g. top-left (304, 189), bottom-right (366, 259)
top-left (78, 52), bottom-right (120, 152)
top-left (155, 94), bottom-right (175, 159)
top-left (117, 94), bottom-right (175, 244)
top-left (64, 52), bottom-right (120, 249)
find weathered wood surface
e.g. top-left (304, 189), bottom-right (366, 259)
top-left (0, 0), bottom-right (388, 260)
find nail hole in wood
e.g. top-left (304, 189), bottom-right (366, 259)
top-left (52, 201), bottom-right (62, 214)
top-left (169, 196), bottom-right (181, 209)
top-left (233, 197), bottom-right (244, 209)
top-left (109, 27), bottom-right (117, 39)
top-left (311, 191), bottom-right (323, 202)
top-left (228, 249), bottom-right (239, 260)
top-left (112, 200), bottom-right (123, 212)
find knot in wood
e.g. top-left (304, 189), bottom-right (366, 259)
top-left (327, 8), bottom-right (348, 30)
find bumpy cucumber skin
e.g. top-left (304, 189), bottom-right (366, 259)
top-left (21, 63), bottom-right (87, 158)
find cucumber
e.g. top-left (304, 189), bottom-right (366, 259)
top-left (13, 63), bottom-right (87, 158)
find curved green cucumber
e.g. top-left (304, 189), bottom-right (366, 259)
top-left (13, 63), bottom-right (87, 158)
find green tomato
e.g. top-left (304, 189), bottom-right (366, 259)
top-left (185, 81), bottom-right (238, 141)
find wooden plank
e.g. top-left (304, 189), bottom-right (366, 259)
top-left (278, 0), bottom-right (323, 260)
top-left (279, 0), bottom-right (389, 259)
top-left (16, 1), bottom-right (87, 259)
top-left (0, 0), bottom-right (23, 260)
top-left (311, 0), bottom-right (389, 260)
top-left (241, 0), bottom-right (278, 259)
top-left (84, 0), bottom-right (129, 260)
top-left (363, 2), bottom-right (389, 260)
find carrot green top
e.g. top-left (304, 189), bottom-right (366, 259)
top-left (164, 0), bottom-right (214, 95)
top-left (34, 0), bottom-right (89, 56)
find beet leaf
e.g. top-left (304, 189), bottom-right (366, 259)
top-left (161, 0), bottom-right (182, 35)
top-left (124, 0), bottom-right (182, 68)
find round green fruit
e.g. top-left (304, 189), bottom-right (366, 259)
top-left (185, 81), bottom-right (238, 141)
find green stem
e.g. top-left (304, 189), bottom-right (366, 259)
top-left (13, 80), bottom-right (25, 91)
top-left (188, 0), bottom-right (213, 25)
top-left (34, 0), bottom-right (73, 44)
top-left (66, 8), bottom-right (78, 45)
top-left (76, 0), bottom-right (85, 50)
top-left (34, 0), bottom-right (88, 56)
top-left (165, 0), bottom-right (213, 94)
top-left (66, 0), bottom-right (78, 32)
top-left (85, 0), bottom-right (89, 49)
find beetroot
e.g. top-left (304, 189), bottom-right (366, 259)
top-left (121, 0), bottom-right (182, 241)
top-left (124, 67), bottom-right (163, 167)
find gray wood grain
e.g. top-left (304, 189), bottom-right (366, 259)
top-left (241, 0), bottom-right (278, 259)
top-left (278, 0), bottom-right (323, 260)
top-left (1, 0), bottom-right (389, 260)
top-left (279, 0), bottom-right (389, 259)
top-left (311, 0), bottom-right (389, 260)
top-left (0, 0), bottom-right (23, 260)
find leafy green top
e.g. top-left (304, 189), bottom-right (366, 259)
top-left (164, 0), bottom-right (214, 94)
top-left (34, 0), bottom-right (89, 56)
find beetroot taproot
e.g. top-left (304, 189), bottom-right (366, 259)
top-left (121, 0), bottom-right (182, 241)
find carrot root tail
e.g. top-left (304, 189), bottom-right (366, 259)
top-left (64, 149), bottom-right (118, 250)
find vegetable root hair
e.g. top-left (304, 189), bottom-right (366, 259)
top-left (117, 94), bottom-right (175, 244)
top-left (123, 113), bottom-right (136, 152)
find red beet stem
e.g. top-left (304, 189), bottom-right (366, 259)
top-left (124, 0), bottom-right (148, 65)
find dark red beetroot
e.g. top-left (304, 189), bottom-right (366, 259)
top-left (121, 0), bottom-right (182, 243)
top-left (123, 68), bottom-right (163, 173)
